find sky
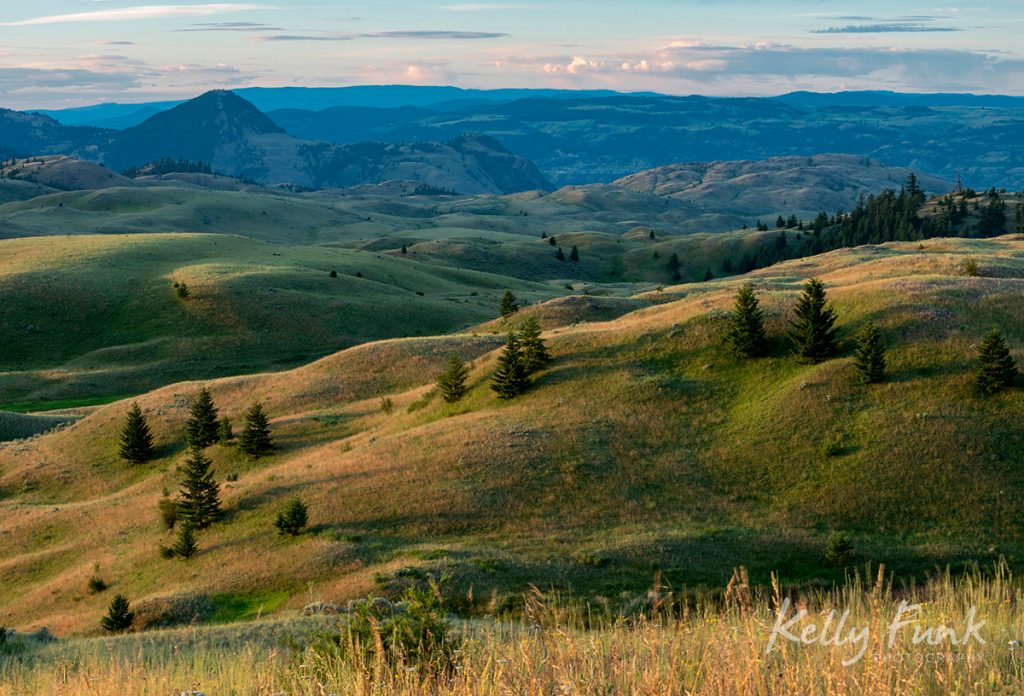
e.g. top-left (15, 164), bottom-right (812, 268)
top-left (1, 0), bottom-right (1024, 109)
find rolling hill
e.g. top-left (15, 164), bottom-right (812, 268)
top-left (1, 233), bottom-right (1023, 636)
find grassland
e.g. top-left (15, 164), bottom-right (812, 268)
top-left (0, 233), bottom-right (562, 405)
top-left (2, 564), bottom-right (1022, 694)
top-left (2, 234), bottom-right (1023, 639)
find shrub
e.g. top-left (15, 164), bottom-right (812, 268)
top-left (961, 257), bottom-right (980, 276)
top-left (87, 575), bottom-right (108, 594)
top-left (379, 397), bottom-right (394, 415)
top-left (825, 532), bottom-right (854, 566)
top-left (322, 581), bottom-right (458, 675)
top-left (275, 497), bottom-right (309, 536)
top-left (175, 282), bottom-right (190, 299)
top-left (158, 497), bottom-right (179, 531)
top-left (820, 433), bottom-right (844, 457)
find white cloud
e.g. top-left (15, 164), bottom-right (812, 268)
top-left (0, 4), bottom-right (269, 27)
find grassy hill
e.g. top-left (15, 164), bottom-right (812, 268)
top-left (2, 234), bottom-right (1022, 635)
top-left (0, 234), bottom-right (561, 407)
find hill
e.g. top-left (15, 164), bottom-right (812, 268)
top-left (2, 233), bottom-right (1023, 635)
top-left (0, 234), bottom-right (563, 408)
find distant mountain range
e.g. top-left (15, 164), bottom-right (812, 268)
top-left (0, 91), bottom-right (550, 194)
top-left (5, 86), bottom-right (1024, 191)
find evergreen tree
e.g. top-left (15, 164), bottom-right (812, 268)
top-left (401, 244), bottom-right (408, 255)
top-left (853, 321), bottom-right (886, 384)
top-left (703, 268), bottom-right (713, 282)
top-left (548, 235), bottom-right (557, 246)
top-left (490, 333), bottom-right (530, 399)
top-left (518, 315), bottom-right (552, 374)
top-left (171, 524), bottom-right (198, 559)
top-left (788, 278), bottom-right (839, 363)
top-left (118, 403), bottom-right (154, 464)
top-left (499, 289), bottom-right (519, 318)
top-left (238, 402), bottom-right (274, 458)
top-left (555, 247), bottom-right (566, 261)
top-left (186, 387), bottom-right (220, 449)
top-left (569, 245), bottom-right (580, 262)
top-left (177, 446), bottom-right (221, 529)
top-left (724, 284), bottom-right (768, 358)
top-left (975, 328), bottom-right (1018, 395)
top-left (274, 498), bottom-right (309, 536)
top-left (218, 417), bottom-right (234, 444)
top-left (100, 594), bottom-right (134, 633)
top-left (436, 352), bottom-right (469, 403)
top-left (667, 252), bottom-right (681, 271)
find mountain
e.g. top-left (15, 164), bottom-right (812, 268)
top-left (0, 92), bottom-right (550, 194)
top-left (264, 93), bottom-right (1024, 189)
top-left (37, 86), bottom-right (660, 128)
top-left (101, 90), bottom-right (285, 174)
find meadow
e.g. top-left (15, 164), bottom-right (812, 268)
top-left (1, 564), bottom-right (1021, 694)
top-left (2, 234), bottom-right (1024, 639)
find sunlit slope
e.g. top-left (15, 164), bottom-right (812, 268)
top-left (2, 235), bottom-right (1023, 634)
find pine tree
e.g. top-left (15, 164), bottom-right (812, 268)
top-left (401, 244), bottom-right (408, 255)
top-left (118, 403), bottom-right (154, 464)
top-left (668, 252), bottom-right (681, 271)
top-left (975, 328), bottom-right (1018, 395)
top-left (490, 333), bottom-right (530, 399)
top-left (239, 402), bottom-right (274, 457)
top-left (177, 446), bottom-right (221, 529)
top-left (436, 352), bottom-right (469, 403)
top-left (788, 278), bottom-right (839, 363)
top-left (218, 417), bottom-right (234, 444)
top-left (853, 322), bottom-right (886, 384)
top-left (171, 524), bottom-right (198, 559)
top-left (724, 284), bottom-right (767, 358)
top-left (555, 247), bottom-right (566, 261)
top-left (703, 268), bottom-right (713, 282)
top-left (548, 235), bottom-right (557, 246)
top-left (186, 387), bottom-right (220, 449)
top-left (100, 594), bottom-right (134, 632)
top-left (274, 498), bottom-right (309, 536)
top-left (499, 290), bottom-right (519, 318)
top-left (518, 315), bottom-right (552, 374)
top-left (569, 245), bottom-right (580, 262)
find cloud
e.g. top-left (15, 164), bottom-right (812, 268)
top-left (441, 3), bottom-right (539, 9)
top-left (0, 4), bottom-right (269, 27)
top-left (496, 42), bottom-right (1024, 94)
top-left (258, 30), bottom-right (507, 41)
top-left (176, 22), bottom-right (283, 32)
top-left (813, 23), bottom-right (961, 33)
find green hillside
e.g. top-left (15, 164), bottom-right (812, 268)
top-left (0, 234), bottom-right (561, 406)
top-left (2, 234), bottom-right (1022, 635)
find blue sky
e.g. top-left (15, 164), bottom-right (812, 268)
top-left (1, 1), bottom-right (1023, 108)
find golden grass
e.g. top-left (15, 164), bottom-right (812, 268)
top-left (3, 235), bottom-right (1024, 636)
top-left (2, 565), bottom-right (1022, 694)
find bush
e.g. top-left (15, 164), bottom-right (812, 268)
top-left (87, 575), bottom-right (108, 594)
top-left (825, 532), bottom-right (854, 566)
top-left (379, 397), bottom-right (394, 415)
top-left (320, 581), bottom-right (458, 675)
top-left (820, 433), bottom-right (844, 457)
top-left (158, 497), bottom-right (179, 531)
top-left (275, 498), bottom-right (309, 536)
top-left (961, 257), bottom-right (981, 276)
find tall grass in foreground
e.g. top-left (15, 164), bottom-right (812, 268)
top-left (3, 564), bottom-right (1023, 695)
